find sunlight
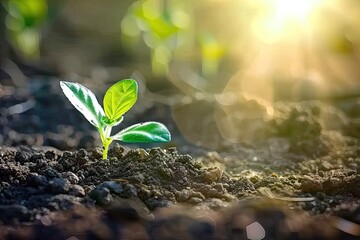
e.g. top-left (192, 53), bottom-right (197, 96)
top-left (253, 0), bottom-right (323, 43)
top-left (271, 0), bottom-right (321, 23)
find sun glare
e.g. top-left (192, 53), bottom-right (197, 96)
top-left (253, 0), bottom-right (323, 43)
top-left (271, 0), bottom-right (321, 22)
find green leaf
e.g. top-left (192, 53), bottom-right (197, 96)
top-left (103, 79), bottom-right (138, 121)
top-left (113, 122), bottom-right (171, 143)
top-left (60, 81), bottom-right (105, 130)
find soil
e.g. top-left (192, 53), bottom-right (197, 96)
top-left (1, 77), bottom-right (360, 239)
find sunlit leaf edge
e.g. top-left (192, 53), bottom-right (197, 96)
top-left (112, 121), bottom-right (171, 143)
top-left (60, 81), bottom-right (105, 130)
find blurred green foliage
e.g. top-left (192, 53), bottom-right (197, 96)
top-left (121, 0), bottom-right (225, 77)
top-left (199, 32), bottom-right (225, 78)
top-left (2, 0), bottom-right (226, 79)
top-left (4, 0), bottom-right (48, 58)
top-left (121, 0), bottom-right (189, 76)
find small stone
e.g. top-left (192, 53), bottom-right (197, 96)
top-left (176, 189), bottom-right (191, 202)
top-left (270, 172), bottom-right (278, 178)
top-left (98, 181), bottom-right (124, 194)
top-left (187, 197), bottom-right (204, 204)
top-left (249, 175), bottom-right (260, 184)
top-left (194, 161), bottom-right (202, 169)
top-left (91, 147), bottom-right (103, 159)
top-left (110, 143), bottom-right (125, 158)
top-left (75, 149), bottom-right (89, 165)
top-left (202, 168), bottom-right (223, 183)
top-left (62, 171), bottom-right (79, 184)
top-left (77, 149), bottom-right (87, 158)
top-left (145, 197), bottom-right (172, 210)
top-left (48, 178), bottom-right (70, 194)
top-left (62, 151), bottom-right (72, 158)
top-left (89, 187), bottom-right (113, 206)
top-left (69, 185), bottom-right (85, 197)
top-left (320, 161), bottom-right (333, 171)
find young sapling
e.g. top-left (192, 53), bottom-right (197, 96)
top-left (60, 79), bottom-right (171, 159)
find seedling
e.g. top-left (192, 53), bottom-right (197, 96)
top-left (60, 79), bottom-right (171, 159)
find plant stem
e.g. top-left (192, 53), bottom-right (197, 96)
top-left (102, 139), bottom-right (112, 159)
top-left (104, 125), bottom-right (112, 138)
top-left (101, 125), bottom-right (113, 160)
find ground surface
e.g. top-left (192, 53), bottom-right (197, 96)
top-left (1, 78), bottom-right (360, 239)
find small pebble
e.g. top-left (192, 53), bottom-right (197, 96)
top-left (69, 185), bottom-right (85, 197)
top-left (89, 187), bottom-right (113, 206)
top-left (48, 178), bottom-right (70, 194)
top-left (62, 171), bottom-right (79, 184)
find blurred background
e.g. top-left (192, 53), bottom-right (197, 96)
top-left (1, 0), bottom-right (360, 152)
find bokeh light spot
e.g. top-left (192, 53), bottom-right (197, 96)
top-left (246, 221), bottom-right (266, 240)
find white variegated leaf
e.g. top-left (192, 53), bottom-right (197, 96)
top-left (60, 81), bottom-right (105, 130)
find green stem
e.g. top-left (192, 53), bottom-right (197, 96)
top-left (99, 128), bottom-right (105, 144)
top-left (102, 139), bottom-right (112, 159)
top-left (101, 125), bottom-right (113, 160)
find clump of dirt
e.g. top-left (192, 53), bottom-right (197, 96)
top-left (271, 101), bottom-right (348, 156)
